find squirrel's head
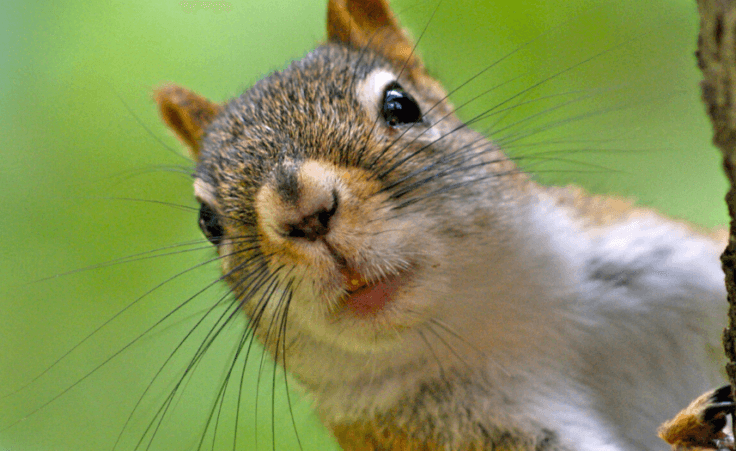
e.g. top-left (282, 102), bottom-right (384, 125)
top-left (154, 0), bottom-right (522, 354)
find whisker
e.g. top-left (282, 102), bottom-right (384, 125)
top-left (113, 258), bottom-right (260, 450)
top-left (132, 258), bottom-right (272, 450)
top-left (104, 79), bottom-right (189, 162)
top-left (416, 328), bottom-right (446, 381)
top-left (252, 276), bottom-right (285, 451)
top-left (423, 321), bottom-right (473, 372)
top-left (491, 99), bottom-right (660, 151)
top-left (0, 251), bottom-right (235, 433)
top-left (374, 88), bottom-right (598, 185)
top-left (369, 3), bottom-right (608, 171)
top-left (277, 285), bottom-right (304, 451)
top-left (20, 239), bottom-right (209, 288)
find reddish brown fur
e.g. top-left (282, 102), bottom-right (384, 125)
top-left (546, 185), bottom-right (729, 244)
top-left (330, 416), bottom-right (540, 451)
top-left (658, 389), bottom-right (732, 450)
top-left (154, 84), bottom-right (222, 158)
top-left (327, 0), bottom-right (420, 72)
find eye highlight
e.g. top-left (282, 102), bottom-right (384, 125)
top-left (381, 82), bottom-right (422, 127)
top-left (198, 202), bottom-right (224, 246)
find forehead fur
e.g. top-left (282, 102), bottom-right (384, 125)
top-left (194, 44), bottom-right (396, 204)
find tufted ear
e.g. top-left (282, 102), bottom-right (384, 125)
top-left (154, 84), bottom-right (222, 161)
top-left (327, 0), bottom-right (423, 71)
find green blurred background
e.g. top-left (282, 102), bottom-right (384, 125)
top-left (0, 0), bottom-right (727, 450)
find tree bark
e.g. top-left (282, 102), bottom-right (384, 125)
top-left (696, 0), bottom-right (736, 421)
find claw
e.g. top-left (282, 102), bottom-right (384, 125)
top-left (703, 385), bottom-right (736, 434)
top-left (703, 401), bottom-right (735, 429)
top-left (658, 385), bottom-right (735, 450)
top-left (709, 385), bottom-right (733, 404)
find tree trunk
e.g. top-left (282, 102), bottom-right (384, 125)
top-left (696, 1), bottom-right (736, 428)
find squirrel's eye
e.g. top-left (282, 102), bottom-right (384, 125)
top-left (382, 82), bottom-right (422, 126)
top-left (198, 203), bottom-right (224, 246)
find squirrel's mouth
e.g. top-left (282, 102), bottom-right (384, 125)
top-left (338, 266), bottom-right (408, 316)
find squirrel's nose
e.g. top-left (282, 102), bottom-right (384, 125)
top-left (283, 190), bottom-right (338, 241)
top-left (257, 160), bottom-right (341, 243)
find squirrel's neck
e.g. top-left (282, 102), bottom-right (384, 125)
top-left (286, 182), bottom-right (725, 450)
top-left (325, 368), bottom-right (568, 451)
top-left (329, 417), bottom-right (557, 451)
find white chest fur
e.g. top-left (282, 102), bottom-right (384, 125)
top-left (286, 187), bottom-right (726, 451)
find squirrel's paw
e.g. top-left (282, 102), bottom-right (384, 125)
top-left (658, 385), bottom-right (735, 450)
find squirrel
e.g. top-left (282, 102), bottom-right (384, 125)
top-left (151, 0), bottom-right (730, 449)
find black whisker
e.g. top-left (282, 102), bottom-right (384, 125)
top-left (416, 328), bottom-right (446, 381)
top-left (113, 255), bottom-right (261, 450)
top-left (132, 257), bottom-right (272, 450)
top-left (104, 79), bottom-right (189, 162)
top-left (0, 249), bottom-right (235, 434)
top-left (423, 322), bottom-right (473, 372)
top-left (278, 284), bottom-right (304, 451)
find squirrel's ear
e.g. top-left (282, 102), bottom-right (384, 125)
top-left (154, 84), bottom-right (222, 161)
top-left (327, 0), bottom-right (422, 70)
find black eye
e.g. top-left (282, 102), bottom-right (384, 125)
top-left (198, 203), bottom-right (224, 246)
top-left (382, 82), bottom-right (422, 126)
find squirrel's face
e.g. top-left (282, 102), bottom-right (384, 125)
top-left (186, 43), bottom-right (516, 352)
top-left (154, 0), bottom-right (526, 354)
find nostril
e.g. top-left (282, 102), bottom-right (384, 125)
top-left (317, 210), bottom-right (331, 228)
top-left (286, 190), bottom-right (338, 241)
top-left (286, 211), bottom-right (330, 241)
top-left (318, 193), bottom-right (338, 227)
top-left (287, 227), bottom-right (308, 239)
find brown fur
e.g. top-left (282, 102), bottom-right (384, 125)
top-left (327, 0), bottom-right (421, 74)
top-left (331, 419), bottom-right (531, 451)
top-left (153, 84), bottom-right (221, 158)
top-left (546, 185), bottom-right (729, 244)
top-left (329, 416), bottom-right (567, 451)
top-left (320, 370), bottom-right (570, 451)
